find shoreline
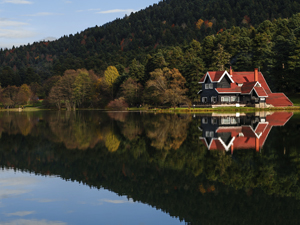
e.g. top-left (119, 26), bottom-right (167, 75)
top-left (1, 106), bottom-right (300, 113)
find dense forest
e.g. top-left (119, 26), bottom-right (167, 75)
top-left (1, 111), bottom-right (300, 224)
top-left (1, 0), bottom-right (300, 108)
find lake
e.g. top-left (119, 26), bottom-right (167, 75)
top-left (0, 110), bottom-right (300, 225)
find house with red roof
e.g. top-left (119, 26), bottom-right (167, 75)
top-left (198, 68), bottom-right (293, 107)
top-left (199, 112), bottom-right (293, 152)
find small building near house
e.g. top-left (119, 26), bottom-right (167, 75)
top-left (198, 68), bottom-right (293, 107)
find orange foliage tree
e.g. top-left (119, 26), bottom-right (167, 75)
top-left (196, 19), bottom-right (204, 29)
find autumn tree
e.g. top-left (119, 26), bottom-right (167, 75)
top-left (104, 66), bottom-right (120, 99)
top-left (146, 68), bottom-right (190, 108)
top-left (164, 68), bottom-right (190, 108)
top-left (56, 70), bottom-right (77, 111)
top-left (49, 85), bottom-right (62, 110)
top-left (121, 78), bottom-right (143, 106)
top-left (1, 85), bottom-right (19, 108)
top-left (16, 84), bottom-right (32, 105)
top-left (196, 19), bottom-right (204, 29)
top-left (73, 69), bottom-right (92, 108)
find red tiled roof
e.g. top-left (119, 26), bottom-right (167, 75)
top-left (254, 86), bottom-right (268, 97)
top-left (231, 72), bottom-right (272, 94)
top-left (207, 71), bottom-right (225, 82)
top-left (241, 82), bottom-right (257, 94)
top-left (200, 70), bottom-right (272, 93)
top-left (200, 70), bottom-right (271, 94)
top-left (266, 93), bottom-right (293, 107)
top-left (199, 71), bottom-right (225, 82)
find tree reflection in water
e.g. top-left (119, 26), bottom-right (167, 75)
top-left (0, 111), bottom-right (300, 224)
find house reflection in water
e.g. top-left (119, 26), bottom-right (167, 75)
top-left (199, 112), bottom-right (293, 153)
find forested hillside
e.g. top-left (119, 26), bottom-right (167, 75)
top-left (1, 0), bottom-right (300, 108)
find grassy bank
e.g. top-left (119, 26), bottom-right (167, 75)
top-left (0, 107), bottom-right (49, 112)
top-left (128, 106), bottom-right (300, 113)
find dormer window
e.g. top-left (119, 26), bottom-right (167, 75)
top-left (238, 83), bottom-right (243, 87)
top-left (205, 83), bottom-right (213, 89)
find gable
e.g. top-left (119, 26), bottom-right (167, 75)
top-left (199, 71), bottom-right (234, 83)
top-left (204, 75), bottom-right (211, 83)
top-left (217, 75), bottom-right (231, 88)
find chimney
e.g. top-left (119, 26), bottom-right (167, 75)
top-left (229, 66), bottom-right (233, 76)
top-left (255, 137), bottom-right (259, 152)
top-left (254, 68), bottom-right (258, 82)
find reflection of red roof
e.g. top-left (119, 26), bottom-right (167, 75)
top-left (210, 139), bottom-right (225, 150)
top-left (255, 123), bottom-right (268, 134)
top-left (266, 93), bottom-right (293, 107)
top-left (258, 125), bottom-right (272, 147)
top-left (204, 112), bottom-right (293, 151)
top-left (266, 112), bottom-right (293, 126)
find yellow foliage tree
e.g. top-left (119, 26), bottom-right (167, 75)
top-left (105, 132), bottom-right (120, 152)
top-left (104, 66), bottom-right (120, 99)
top-left (196, 19), bottom-right (204, 29)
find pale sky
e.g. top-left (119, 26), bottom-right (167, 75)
top-left (0, 0), bottom-right (160, 49)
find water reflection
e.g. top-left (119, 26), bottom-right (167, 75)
top-left (0, 111), bottom-right (300, 224)
top-left (199, 112), bottom-right (293, 152)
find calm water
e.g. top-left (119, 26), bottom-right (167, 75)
top-left (0, 111), bottom-right (300, 225)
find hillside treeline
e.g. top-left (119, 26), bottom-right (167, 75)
top-left (2, 14), bottom-right (300, 108)
top-left (2, 0), bottom-right (300, 77)
top-left (0, 0), bottom-right (300, 86)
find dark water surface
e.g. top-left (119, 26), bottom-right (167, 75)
top-left (0, 111), bottom-right (300, 225)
